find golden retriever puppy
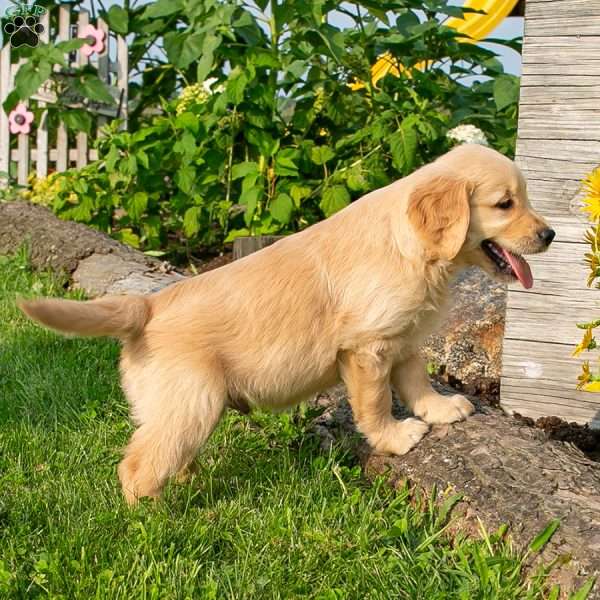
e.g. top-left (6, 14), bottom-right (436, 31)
top-left (19, 144), bottom-right (555, 505)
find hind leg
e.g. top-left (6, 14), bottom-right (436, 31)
top-left (118, 365), bottom-right (226, 505)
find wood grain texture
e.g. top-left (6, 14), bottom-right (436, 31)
top-left (0, 45), bottom-right (11, 181)
top-left (55, 5), bottom-right (70, 172)
top-left (232, 235), bottom-right (284, 260)
top-left (525, 15), bottom-right (600, 37)
top-left (502, 0), bottom-right (600, 427)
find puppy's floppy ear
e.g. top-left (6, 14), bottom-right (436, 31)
top-left (407, 176), bottom-right (472, 260)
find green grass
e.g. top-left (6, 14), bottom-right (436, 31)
top-left (0, 250), bottom-right (583, 599)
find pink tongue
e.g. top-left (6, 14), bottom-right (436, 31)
top-left (501, 248), bottom-right (533, 289)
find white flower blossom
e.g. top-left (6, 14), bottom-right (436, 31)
top-left (202, 77), bottom-right (224, 94)
top-left (446, 124), bottom-right (489, 147)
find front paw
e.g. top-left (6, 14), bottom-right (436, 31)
top-left (415, 394), bottom-right (474, 425)
top-left (372, 417), bottom-right (430, 455)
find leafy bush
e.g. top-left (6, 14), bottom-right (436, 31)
top-left (23, 0), bottom-right (520, 257)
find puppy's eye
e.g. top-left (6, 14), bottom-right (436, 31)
top-left (496, 198), bottom-right (513, 210)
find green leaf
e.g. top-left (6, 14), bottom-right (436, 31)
top-left (2, 89), bottom-right (20, 113)
top-left (226, 68), bottom-right (249, 105)
top-left (569, 577), bottom-right (597, 600)
top-left (346, 166), bottom-right (367, 192)
top-left (224, 228), bottom-right (250, 243)
top-left (143, 0), bottom-right (183, 18)
top-left (175, 165), bottom-right (195, 194)
top-left (61, 109), bottom-right (92, 134)
top-left (251, 49), bottom-right (280, 69)
top-left (231, 162), bottom-right (259, 180)
top-left (274, 150), bottom-right (299, 177)
top-left (494, 74), bottom-right (520, 111)
top-left (310, 145), bottom-right (335, 165)
top-left (44, 45), bottom-right (67, 67)
top-left (178, 33), bottom-right (204, 69)
top-left (106, 5), bottom-right (128, 34)
top-left (127, 192), bottom-right (148, 221)
top-left (197, 34), bottom-right (221, 83)
top-left (246, 128), bottom-right (279, 157)
top-left (290, 184), bottom-right (311, 207)
top-left (173, 131), bottom-right (196, 159)
top-left (241, 173), bottom-right (259, 194)
top-left (56, 39), bottom-right (85, 52)
top-left (395, 10), bottom-right (420, 36)
top-left (240, 186), bottom-right (263, 226)
top-left (79, 75), bottom-right (114, 104)
top-left (116, 228), bottom-right (140, 248)
top-left (317, 28), bottom-right (345, 64)
top-left (124, 154), bottom-right (137, 176)
top-left (14, 60), bottom-right (51, 100)
top-left (270, 193), bottom-right (293, 224)
top-left (164, 32), bottom-right (185, 65)
top-left (105, 145), bottom-right (119, 172)
top-left (388, 119), bottom-right (417, 176)
top-left (529, 519), bottom-right (560, 552)
top-left (175, 112), bottom-right (199, 134)
top-left (183, 206), bottom-right (201, 237)
top-left (136, 150), bottom-right (149, 170)
top-left (320, 185), bottom-right (350, 217)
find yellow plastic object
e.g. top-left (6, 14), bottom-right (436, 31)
top-left (447, 0), bottom-right (520, 42)
top-left (358, 0), bottom-right (520, 89)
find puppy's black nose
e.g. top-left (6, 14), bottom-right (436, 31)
top-left (537, 228), bottom-right (556, 246)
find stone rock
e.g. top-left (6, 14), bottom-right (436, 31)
top-left (422, 267), bottom-right (506, 402)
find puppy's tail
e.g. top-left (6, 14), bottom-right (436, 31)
top-left (18, 295), bottom-right (150, 340)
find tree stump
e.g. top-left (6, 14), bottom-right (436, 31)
top-left (232, 235), bottom-right (284, 260)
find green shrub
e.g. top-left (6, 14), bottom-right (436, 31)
top-left (23, 0), bottom-right (520, 258)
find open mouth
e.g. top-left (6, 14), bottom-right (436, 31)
top-left (481, 240), bottom-right (533, 289)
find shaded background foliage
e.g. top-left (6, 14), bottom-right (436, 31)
top-left (8, 0), bottom-right (521, 260)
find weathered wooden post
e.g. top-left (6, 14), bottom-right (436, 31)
top-left (501, 0), bottom-right (600, 426)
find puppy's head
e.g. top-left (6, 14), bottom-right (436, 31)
top-left (407, 144), bottom-right (554, 289)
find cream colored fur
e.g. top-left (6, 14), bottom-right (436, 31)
top-left (19, 144), bottom-right (552, 505)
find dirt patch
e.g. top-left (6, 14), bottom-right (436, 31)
top-left (187, 252), bottom-right (233, 275)
top-left (514, 413), bottom-right (600, 461)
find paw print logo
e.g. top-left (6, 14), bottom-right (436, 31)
top-left (4, 15), bottom-right (44, 48)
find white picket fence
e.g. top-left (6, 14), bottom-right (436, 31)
top-left (0, 4), bottom-right (128, 186)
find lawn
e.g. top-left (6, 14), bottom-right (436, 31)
top-left (0, 250), bottom-right (562, 599)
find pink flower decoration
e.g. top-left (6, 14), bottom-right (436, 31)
top-left (8, 103), bottom-right (34, 134)
top-left (79, 24), bottom-right (105, 57)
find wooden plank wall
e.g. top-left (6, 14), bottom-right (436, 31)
top-left (501, 0), bottom-right (600, 427)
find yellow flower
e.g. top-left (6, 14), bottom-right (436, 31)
top-left (572, 327), bottom-right (594, 357)
top-left (584, 168), bottom-right (600, 197)
top-left (577, 361), bottom-right (591, 389)
top-left (584, 251), bottom-right (600, 286)
top-left (584, 226), bottom-right (600, 252)
top-left (582, 168), bottom-right (600, 221)
top-left (583, 380), bottom-right (600, 392)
